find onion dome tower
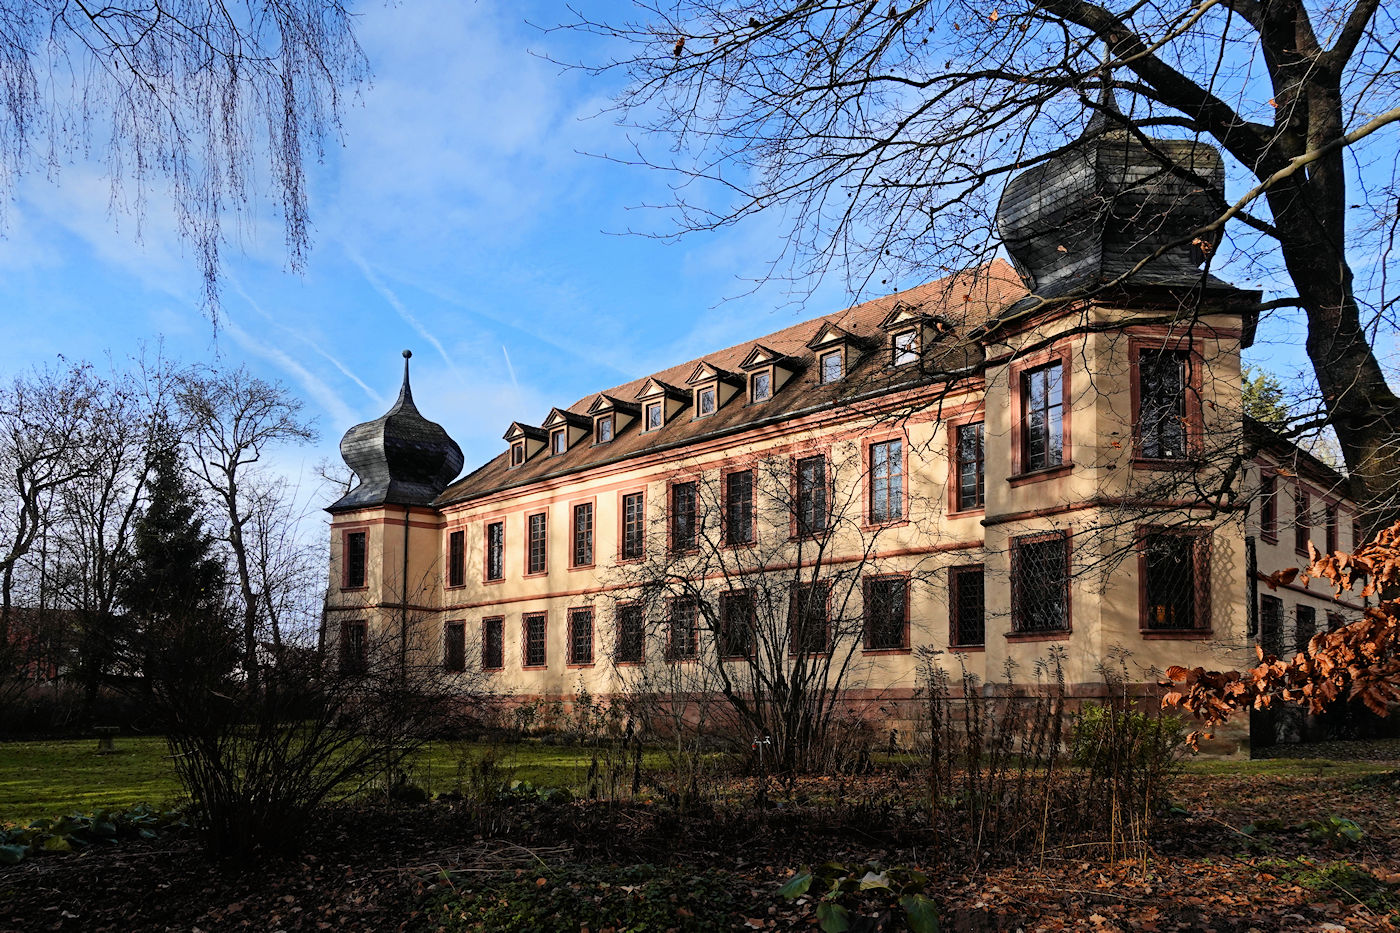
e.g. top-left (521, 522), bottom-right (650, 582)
top-left (329, 350), bottom-right (464, 511)
top-left (995, 85), bottom-right (1230, 310)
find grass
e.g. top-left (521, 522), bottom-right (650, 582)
top-left (1179, 757), bottom-right (1395, 778)
top-left (0, 735), bottom-right (672, 824)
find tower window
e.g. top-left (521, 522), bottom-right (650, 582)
top-left (344, 531), bottom-right (367, 588)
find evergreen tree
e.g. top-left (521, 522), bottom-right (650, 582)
top-left (1241, 366), bottom-right (1290, 428)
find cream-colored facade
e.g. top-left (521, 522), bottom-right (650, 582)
top-left (324, 265), bottom-right (1360, 753)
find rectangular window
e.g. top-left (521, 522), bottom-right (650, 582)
top-left (523, 613), bottom-right (548, 668)
top-left (892, 330), bottom-right (918, 366)
top-left (511, 441), bottom-right (524, 466)
top-left (751, 370), bottom-right (771, 402)
top-left (796, 455), bottom-right (827, 536)
top-left (1326, 503), bottom-right (1338, 555)
top-left (447, 530), bottom-right (465, 588)
top-left (1011, 533), bottom-right (1070, 633)
top-left (485, 521), bottom-right (505, 581)
top-left (568, 607), bottom-right (594, 665)
top-left (1353, 519), bottom-right (1364, 550)
top-left (645, 401), bottom-right (663, 430)
top-left (1138, 349), bottom-right (1189, 459)
top-left (1295, 604), bottom-right (1316, 654)
top-left (444, 620), bottom-right (466, 672)
top-left (949, 565), bottom-right (985, 647)
top-left (671, 481), bottom-right (698, 552)
top-left (572, 502), bottom-right (594, 567)
top-left (697, 385), bottom-right (716, 416)
top-left (1260, 474), bottom-right (1277, 541)
top-left (819, 349), bottom-right (843, 384)
top-left (1022, 362), bottom-right (1064, 472)
top-left (596, 416), bottom-right (614, 443)
top-left (719, 590), bottom-right (754, 659)
top-left (789, 581), bottom-right (830, 654)
top-left (955, 422), bottom-right (985, 511)
top-left (864, 576), bottom-right (908, 650)
top-left (616, 603), bottom-right (645, 664)
top-left (1295, 488), bottom-right (1311, 555)
top-left (725, 470), bottom-right (755, 546)
top-left (1259, 595), bottom-right (1283, 658)
top-left (551, 429), bottom-right (567, 455)
top-left (1326, 611), bottom-right (1345, 631)
top-left (344, 531), bottom-right (367, 588)
top-left (668, 598), bottom-right (698, 660)
top-left (1142, 532), bottom-right (1204, 631)
top-left (482, 617), bottom-right (504, 671)
top-left (527, 512), bottom-right (547, 574)
top-left (621, 492), bottom-right (645, 560)
top-left (339, 619), bottom-right (367, 673)
top-left (869, 439), bottom-right (904, 523)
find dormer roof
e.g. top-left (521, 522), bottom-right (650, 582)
top-left (879, 305), bottom-right (933, 331)
top-left (542, 408), bottom-right (593, 431)
top-left (503, 421), bottom-right (548, 442)
top-left (739, 344), bottom-right (790, 371)
top-left (685, 361), bottom-right (744, 386)
top-left (806, 321), bottom-right (856, 350)
top-left (635, 377), bottom-right (689, 402)
top-left (586, 393), bottom-right (642, 416)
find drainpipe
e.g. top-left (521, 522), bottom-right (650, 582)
top-left (401, 505), bottom-right (410, 681)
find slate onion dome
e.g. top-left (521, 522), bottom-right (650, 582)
top-left (994, 82), bottom-right (1230, 313)
top-left (328, 350), bottom-right (464, 512)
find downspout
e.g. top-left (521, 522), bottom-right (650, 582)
top-left (401, 504), bottom-right (410, 682)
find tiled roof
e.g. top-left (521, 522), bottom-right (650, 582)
top-left (436, 261), bottom-right (1027, 506)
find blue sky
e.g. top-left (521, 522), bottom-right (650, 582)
top-left (0, 0), bottom-right (1380, 500)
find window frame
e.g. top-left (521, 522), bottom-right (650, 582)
top-left (891, 329), bottom-right (919, 367)
top-left (667, 597), bottom-right (699, 662)
top-left (669, 479), bottom-right (699, 554)
top-left (550, 428), bottom-right (568, 456)
top-left (522, 612), bottom-right (548, 670)
top-left (1258, 594), bottom-right (1284, 658)
top-left (865, 435), bottom-right (906, 526)
top-left (723, 468), bottom-right (756, 547)
top-left (339, 619), bottom-right (367, 674)
top-left (788, 580), bottom-right (831, 655)
top-left (818, 348), bottom-right (844, 384)
top-left (510, 441), bottom-right (525, 467)
top-left (567, 607), bottom-right (595, 667)
top-left (525, 510), bottom-right (548, 576)
top-left (1325, 501), bottom-right (1338, 555)
top-left (1009, 530), bottom-right (1072, 639)
top-left (481, 616), bottom-right (505, 671)
top-left (1137, 526), bottom-right (1212, 638)
top-left (570, 499), bottom-right (595, 570)
top-left (1259, 472), bottom-right (1278, 543)
top-left (695, 384), bottom-right (717, 417)
top-left (1295, 486), bottom-right (1312, 556)
top-left (443, 620), bottom-right (466, 673)
top-left (484, 520), bottom-right (505, 583)
top-left (948, 564), bottom-right (986, 649)
top-left (595, 414), bottom-right (615, 444)
top-left (447, 529), bottom-right (465, 588)
top-left (342, 529), bottom-right (368, 590)
top-left (793, 453), bottom-right (829, 538)
top-left (614, 602), bottom-right (646, 665)
top-left (862, 574), bottom-right (910, 653)
top-left (1129, 337), bottom-right (1202, 465)
top-left (719, 589), bottom-right (755, 660)
top-left (619, 489), bottom-right (646, 563)
top-left (644, 401), bottom-right (663, 431)
top-left (750, 368), bottom-right (772, 403)
top-left (1008, 345), bottom-right (1073, 482)
top-left (1295, 604), bottom-right (1316, 654)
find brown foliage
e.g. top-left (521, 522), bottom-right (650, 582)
top-left (1163, 524), bottom-right (1400, 747)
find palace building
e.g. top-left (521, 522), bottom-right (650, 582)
top-left (324, 104), bottom-right (1360, 753)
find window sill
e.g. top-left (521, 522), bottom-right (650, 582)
top-left (720, 654), bottom-right (755, 662)
top-left (614, 660), bottom-right (644, 667)
top-left (522, 664), bottom-right (547, 671)
top-left (566, 662), bottom-right (596, 669)
top-left (1008, 463), bottom-right (1074, 487)
top-left (481, 577), bottom-right (505, 586)
top-left (1005, 630), bottom-right (1071, 643)
top-left (340, 585), bottom-right (368, 593)
top-left (1133, 456), bottom-right (1198, 471)
top-left (482, 667), bottom-right (503, 673)
top-left (1139, 629), bottom-right (1213, 640)
top-left (949, 506), bottom-right (985, 519)
top-left (523, 570), bottom-right (549, 579)
top-left (568, 563), bottom-right (596, 573)
top-left (1260, 532), bottom-right (1278, 545)
top-left (862, 517), bottom-right (909, 533)
top-left (862, 647), bottom-right (912, 655)
top-left (722, 539), bottom-right (758, 551)
top-left (949, 643), bottom-right (986, 652)
top-left (616, 556), bottom-right (646, 566)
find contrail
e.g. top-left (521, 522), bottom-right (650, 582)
top-left (502, 345), bottom-right (519, 391)
top-left (220, 308), bottom-right (358, 430)
top-left (347, 249), bottom-right (461, 378)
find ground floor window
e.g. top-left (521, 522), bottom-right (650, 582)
top-left (1259, 595), bottom-right (1284, 658)
top-left (1011, 533), bottom-right (1070, 634)
top-left (1141, 530), bottom-right (1209, 632)
top-left (482, 617), bottom-right (504, 671)
top-left (863, 576), bottom-right (908, 650)
top-left (339, 619), bottom-right (367, 673)
top-left (949, 565), bottom-right (985, 647)
top-left (568, 608), bottom-right (594, 665)
top-left (443, 621), bottom-right (465, 672)
top-left (523, 613), bottom-right (548, 668)
top-left (616, 603), bottom-right (645, 664)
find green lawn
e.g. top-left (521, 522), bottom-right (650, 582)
top-left (0, 736), bottom-right (667, 824)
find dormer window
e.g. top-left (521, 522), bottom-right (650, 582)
top-left (596, 415), bottom-right (614, 443)
top-left (696, 386), bottom-right (717, 417)
top-left (751, 370), bottom-right (771, 402)
top-left (645, 401), bottom-right (663, 431)
top-left (551, 429), bottom-right (567, 456)
top-left (511, 442), bottom-right (525, 466)
top-left (819, 349), bottom-right (844, 384)
top-left (892, 330), bottom-right (918, 366)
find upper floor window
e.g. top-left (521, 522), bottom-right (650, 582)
top-left (1295, 604), bottom-right (1316, 653)
top-left (1326, 503), bottom-right (1338, 554)
top-left (447, 530), bottom-right (465, 588)
top-left (616, 603), bottom-right (645, 664)
top-left (869, 439), bottom-right (904, 523)
top-left (719, 590), bottom-right (754, 658)
top-left (1022, 362), bottom-right (1064, 472)
top-left (485, 521), bottom-right (505, 581)
top-left (510, 441), bottom-right (525, 466)
top-left (725, 470), bottom-right (755, 545)
top-left (527, 512), bottom-right (548, 574)
top-left (1295, 488), bottom-right (1311, 555)
top-left (482, 616), bottom-right (504, 671)
top-left (892, 330), bottom-right (918, 367)
top-left (1142, 531), bottom-right (1207, 631)
top-left (572, 502), bottom-right (594, 567)
top-left (751, 370), bottom-right (772, 402)
top-left (621, 491), bottom-right (645, 560)
top-left (1138, 349), bottom-right (1189, 459)
top-left (671, 481), bottom-right (698, 552)
top-left (949, 565), bottom-right (985, 647)
top-left (697, 386), bottom-right (717, 417)
top-left (344, 531), bottom-right (367, 588)
top-left (596, 415), bottom-right (614, 444)
top-left (796, 455), bottom-right (828, 536)
top-left (1259, 473), bottom-right (1278, 541)
top-left (550, 429), bottom-right (567, 456)
top-left (645, 401), bottom-right (663, 431)
top-left (1011, 532), bottom-right (1069, 634)
top-left (863, 576), bottom-right (908, 650)
top-left (819, 349), bottom-right (844, 384)
top-left (955, 422), bottom-right (985, 511)
top-left (443, 620), bottom-right (466, 672)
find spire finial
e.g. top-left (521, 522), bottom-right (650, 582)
top-left (397, 349), bottom-right (415, 407)
top-left (1083, 44), bottom-right (1123, 136)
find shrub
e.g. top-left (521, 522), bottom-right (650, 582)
top-left (1071, 704), bottom-right (1187, 774)
top-left (780, 862), bottom-right (941, 933)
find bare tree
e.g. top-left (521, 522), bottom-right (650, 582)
top-left (0, 1), bottom-right (367, 311)
top-left (177, 366), bottom-right (315, 687)
top-left (562, 0), bottom-right (1400, 520)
